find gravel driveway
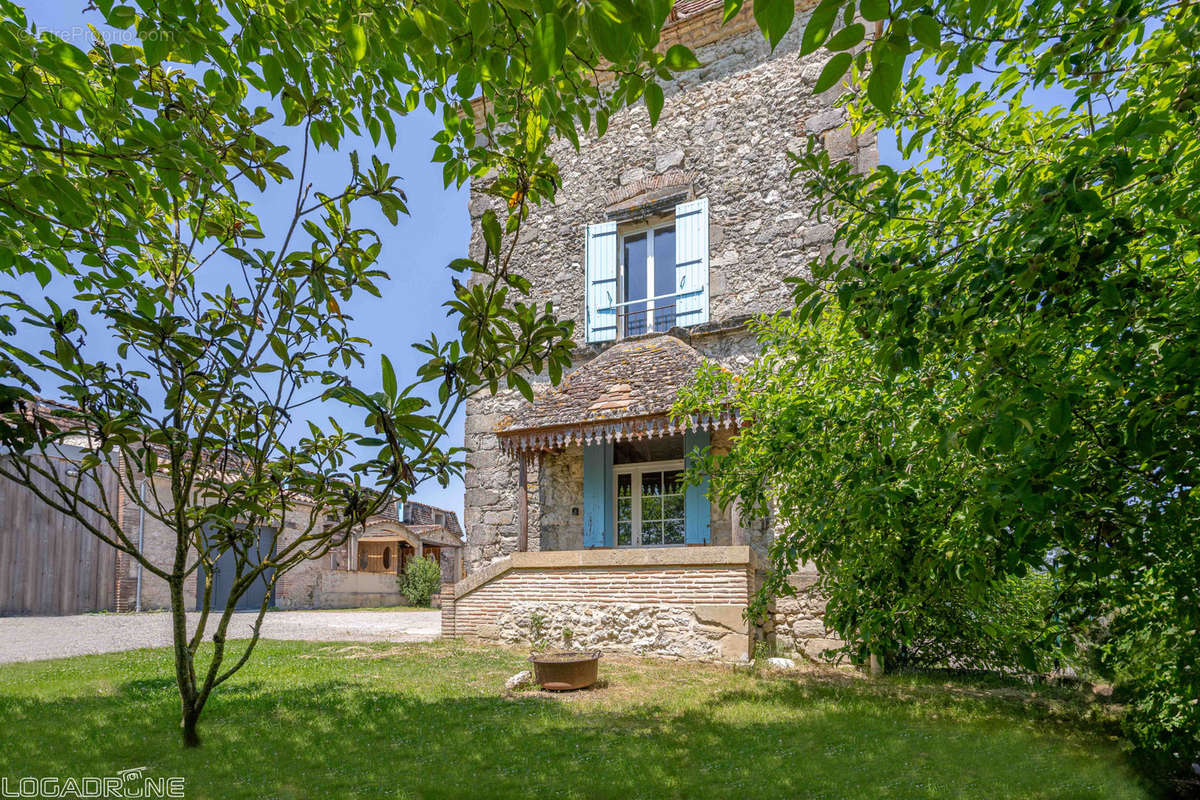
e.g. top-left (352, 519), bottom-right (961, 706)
top-left (0, 609), bottom-right (441, 664)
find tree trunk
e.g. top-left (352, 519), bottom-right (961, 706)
top-left (169, 576), bottom-right (203, 747)
top-left (181, 708), bottom-right (202, 748)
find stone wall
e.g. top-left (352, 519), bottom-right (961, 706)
top-left (308, 570), bottom-right (407, 609)
top-left (461, 3), bottom-right (875, 575)
top-left (442, 547), bottom-right (758, 661)
top-left (764, 568), bottom-right (842, 659)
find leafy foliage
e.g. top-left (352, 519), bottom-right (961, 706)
top-left (398, 555), bottom-right (444, 608)
top-left (689, 0), bottom-right (1200, 782)
top-left (0, 0), bottom-right (687, 746)
top-left (678, 311), bottom-right (1067, 674)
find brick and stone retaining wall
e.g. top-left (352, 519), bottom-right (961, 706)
top-left (764, 567), bottom-right (842, 659)
top-left (442, 547), bottom-right (759, 661)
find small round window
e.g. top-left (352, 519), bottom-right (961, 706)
top-left (382, 547), bottom-right (391, 570)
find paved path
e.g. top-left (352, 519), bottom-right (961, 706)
top-left (0, 609), bottom-right (441, 664)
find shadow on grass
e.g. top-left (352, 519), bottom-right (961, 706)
top-left (0, 666), bottom-right (1148, 800)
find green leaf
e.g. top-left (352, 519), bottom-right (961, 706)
top-left (644, 81), bottom-right (664, 125)
top-left (825, 23), bottom-right (865, 51)
top-left (866, 58), bottom-right (901, 111)
top-left (589, 11), bottom-right (631, 63)
top-left (814, 52), bottom-right (852, 93)
top-left (343, 23), bottom-right (367, 63)
top-left (755, 0), bottom-right (797, 50)
top-left (664, 44), bottom-right (701, 71)
top-left (1016, 642), bottom-right (1039, 672)
top-left (859, 0), bottom-right (889, 21)
top-left (381, 354), bottom-right (397, 398)
top-left (107, 5), bottom-right (137, 29)
top-left (800, 0), bottom-right (840, 55)
top-left (530, 13), bottom-right (567, 83)
top-left (910, 14), bottom-right (941, 49)
top-left (51, 42), bottom-right (92, 73)
top-left (480, 209), bottom-right (502, 256)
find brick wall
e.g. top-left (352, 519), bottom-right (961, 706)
top-left (445, 547), bottom-right (758, 661)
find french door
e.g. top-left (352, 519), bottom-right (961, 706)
top-left (614, 460), bottom-right (686, 546)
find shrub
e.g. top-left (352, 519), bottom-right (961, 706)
top-left (398, 556), bottom-right (443, 607)
top-left (894, 573), bottom-right (1069, 673)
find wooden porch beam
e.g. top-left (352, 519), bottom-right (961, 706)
top-left (517, 453), bottom-right (528, 552)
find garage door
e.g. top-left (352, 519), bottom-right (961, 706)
top-left (196, 526), bottom-right (278, 612)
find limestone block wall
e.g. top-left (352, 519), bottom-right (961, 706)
top-left (308, 570), bottom-right (406, 609)
top-left (442, 547), bottom-right (759, 661)
top-left (764, 568), bottom-right (842, 659)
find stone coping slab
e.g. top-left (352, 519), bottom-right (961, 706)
top-left (451, 546), bottom-right (760, 600)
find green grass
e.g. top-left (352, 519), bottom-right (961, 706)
top-left (0, 641), bottom-right (1149, 799)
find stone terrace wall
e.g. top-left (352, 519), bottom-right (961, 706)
top-left (764, 567), bottom-right (842, 659)
top-left (461, 2), bottom-right (875, 575)
top-left (442, 547), bottom-right (758, 661)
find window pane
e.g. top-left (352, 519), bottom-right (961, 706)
top-left (617, 496), bottom-right (632, 522)
top-left (641, 520), bottom-right (663, 545)
top-left (623, 232), bottom-right (648, 336)
top-left (617, 473), bottom-right (633, 524)
top-left (663, 469), bottom-right (684, 495)
top-left (663, 518), bottom-right (685, 545)
top-left (652, 226), bottom-right (676, 331)
top-left (641, 493), bottom-right (662, 523)
top-left (642, 471), bottom-right (663, 497)
top-left (617, 521), bottom-right (632, 546)
top-left (663, 494), bottom-right (684, 520)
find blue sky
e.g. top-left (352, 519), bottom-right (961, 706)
top-left (19, 5), bottom-right (472, 519)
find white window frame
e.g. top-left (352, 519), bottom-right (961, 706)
top-left (618, 221), bottom-right (677, 338)
top-left (612, 458), bottom-right (686, 547)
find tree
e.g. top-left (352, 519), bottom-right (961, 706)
top-left (677, 311), bottom-right (1067, 673)
top-left (686, 0), bottom-right (1199, 781)
top-left (0, 0), bottom-right (694, 746)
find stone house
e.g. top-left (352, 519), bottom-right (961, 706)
top-left (442, 0), bottom-right (874, 660)
top-left (121, 490), bottom-right (463, 612)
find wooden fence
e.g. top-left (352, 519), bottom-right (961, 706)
top-left (0, 454), bottom-right (118, 615)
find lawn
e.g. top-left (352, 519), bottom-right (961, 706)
top-left (0, 640), bottom-right (1148, 799)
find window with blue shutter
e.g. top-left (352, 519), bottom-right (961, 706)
top-left (585, 222), bottom-right (618, 343)
top-left (674, 197), bottom-right (710, 327)
top-left (585, 199), bottom-right (709, 341)
top-left (583, 441), bottom-right (613, 547)
top-left (683, 429), bottom-right (711, 544)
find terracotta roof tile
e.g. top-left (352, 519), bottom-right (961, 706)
top-left (497, 334), bottom-right (713, 436)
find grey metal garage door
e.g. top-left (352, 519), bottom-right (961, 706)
top-left (196, 526), bottom-right (277, 611)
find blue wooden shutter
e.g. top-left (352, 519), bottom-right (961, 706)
top-left (585, 222), bottom-right (618, 343)
top-left (674, 198), bottom-right (709, 327)
top-left (583, 441), bottom-right (613, 547)
top-left (684, 429), bottom-right (711, 544)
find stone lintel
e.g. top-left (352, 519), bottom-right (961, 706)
top-left (693, 603), bottom-right (749, 634)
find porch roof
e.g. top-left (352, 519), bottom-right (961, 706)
top-left (495, 334), bottom-right (736, 453)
